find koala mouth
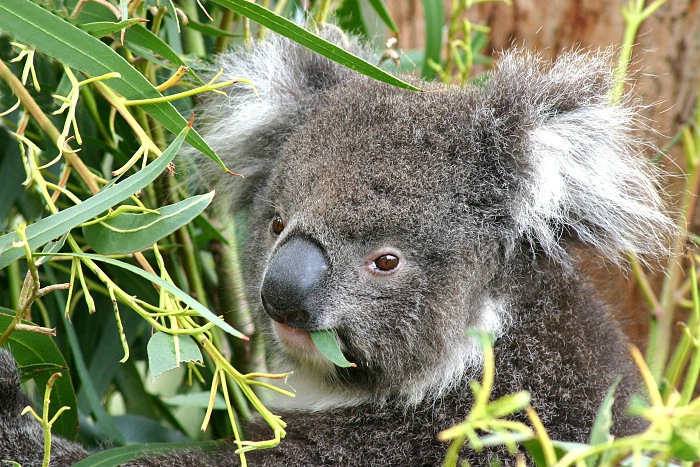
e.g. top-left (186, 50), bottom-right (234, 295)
top-left (271, 320), bottom-right (318, 354)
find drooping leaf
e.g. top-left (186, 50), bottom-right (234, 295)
top-left (82, 192), bottom-right (214, 255)
top-left (0, 117), bottom-right (187, 269)
top-left (310, 329), bottom-right (356, 368)
top-left (210, 0), bottom-right (421, 92)
top-left (0, 0), bottom-right (223, 167)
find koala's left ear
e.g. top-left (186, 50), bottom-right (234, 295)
top-left (487, 50), bottom-right (675, 266)
top-left (192, 28), bottom-right (365, 213)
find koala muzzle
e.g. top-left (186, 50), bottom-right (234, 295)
top-left (261, 236), bottom-right (329, 329)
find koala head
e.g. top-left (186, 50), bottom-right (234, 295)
top-left (194, 33), bottom-right (672, 408)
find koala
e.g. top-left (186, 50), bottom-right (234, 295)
top-left (0, 31), bottom-right (673, 466)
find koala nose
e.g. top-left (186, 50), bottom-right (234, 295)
top-left (261, 237), bottom-right (329, 329)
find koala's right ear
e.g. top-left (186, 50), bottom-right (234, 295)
top-left (484, 50), bottom-right (674, 267)
top-left (193, 31), bottom-right (361, 211)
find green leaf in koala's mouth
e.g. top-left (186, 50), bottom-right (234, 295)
top-left (310, 330), bottom-right (356, 368)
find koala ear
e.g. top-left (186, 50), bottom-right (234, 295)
top-left (489, 50), bottom-right (674, 266)
top-left (193, 29), bottom-right (362, 211)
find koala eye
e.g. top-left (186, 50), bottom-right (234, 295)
top-left (270, 214), bottom-right (286, 236)
top-left (373, 254), bottom-right (400, 272)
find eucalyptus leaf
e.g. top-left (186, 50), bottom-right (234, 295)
top-left (0, 0), bottom-right (223, 167)
top-left (0, 119), bottom-right (185, 269)
top-left (147, 332), bottom-right (203, 381)
top-left (124, 24), bottom-right (189, 69)
top-left (211, 0), bottom-right (421, 92)
top-left (43, 252), bottom-right (247, 340)
top-left (420, 0), bottom-right (444, 80)
top-left (310, 329), bottom-right (356, 368)
top-left (368, 0), bottom-right (399, 33)
top-left (112, 414), bottom-right (188, 443)
top-left (587, 378), bottom-right (620, 466)
top-left (82, 192), bottom-right (214, 255)
top-left (74, 441), bottom-right (218, 467)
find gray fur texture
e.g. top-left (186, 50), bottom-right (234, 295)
top-left (0, 32), bottom-right (673, 466)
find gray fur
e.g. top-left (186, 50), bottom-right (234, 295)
top-left (0, 32), bottom-right (673, 466)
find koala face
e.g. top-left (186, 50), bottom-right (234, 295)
top-left (245, 80), bottom-right (509, 403)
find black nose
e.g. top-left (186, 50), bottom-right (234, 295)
top-left (261, 237), bottom-right (329, 329)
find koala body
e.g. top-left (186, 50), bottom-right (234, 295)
top-left (186, 32), bottom-right (671, 464)
top-left (0, 32), bottom-right (673, 466)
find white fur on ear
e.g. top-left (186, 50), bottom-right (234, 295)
top-left (516, 103), bottom-right (673, 266)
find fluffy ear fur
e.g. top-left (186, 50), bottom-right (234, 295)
top-left (486, 50), bottom-right (674, 266)
top-left (193, 28), bottom-right (366, 211)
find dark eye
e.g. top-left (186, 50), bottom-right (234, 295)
top-left (373, 254), bottom-right (399, 272)
top-left (270, 215), bottom-right (286, 236)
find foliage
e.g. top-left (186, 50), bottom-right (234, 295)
top-left (0, 0), bottom-right (697, 466)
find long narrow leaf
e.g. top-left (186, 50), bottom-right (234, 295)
top-left (368, 0), bottom-right (399, 33)
top-left (0, 0), bottom-right (223, 167)
top-left (74, 441), bottom-right (219, 467)
top-left (82, 192), bottom-right (214, 255)
top-left (124, 25), bottom-right (188, 69)
top-left (46, 252), bottom-right (246, 340)
top-left (420, 0), bottom-right (444, 80)
top-left (211, 0), bottom-right (422, 92)
top-left (0, 119), bottom-right (188, 269)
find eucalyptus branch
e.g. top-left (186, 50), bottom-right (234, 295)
top-left (20, 372), bottom-right (70, 467)
top-left (0, 226), bottom-right (38, 346)
top-left (0, 59), bottom-right (100, 194)
top-left (612, 0), bottom-right (668, 103)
